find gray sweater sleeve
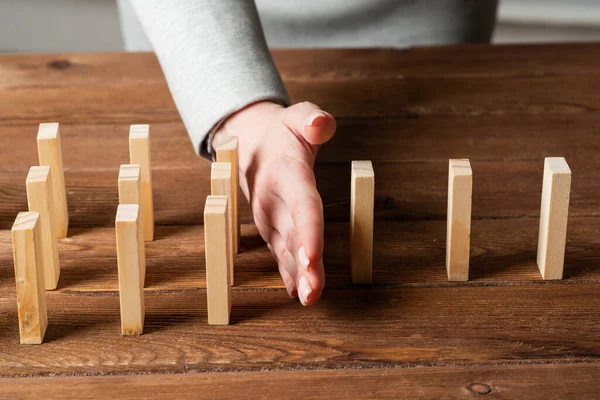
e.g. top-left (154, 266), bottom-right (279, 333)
top-left (127, 0), bottom-right (290, 156)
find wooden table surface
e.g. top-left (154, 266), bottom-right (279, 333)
top-left (1, 43), bottom-right (600, 398)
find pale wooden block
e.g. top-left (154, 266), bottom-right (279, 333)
top-left (216, 136), bottom-right (239, 254)
top-left (37, 122), bottom-right (69, 238)
top-left (115, 204), bottom-right (146, 335)
top-left (446, 159), bottom-right (473, 281)
top-left (537, 157), bottom-right (571, 280)
top-left (211, 162), bottom-right (235, 286)
top-left (204, 195), bottom-right (232, 325)
top-left (129, 125), bottom-right (154, 242)
top-left (11, 212), bottom-right (48, 344)
top-left (350, 160), bottom-right (375, 284)
top-left (26, 166), bottom-right (60, 290)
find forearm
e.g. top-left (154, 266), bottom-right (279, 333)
top-left (127, 0), bottom-right (290, 156)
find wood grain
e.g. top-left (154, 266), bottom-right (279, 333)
top-left (2, 363), bottom-right (600, 399)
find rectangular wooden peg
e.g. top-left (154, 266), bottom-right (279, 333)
top-left (537, 157), bottom-right (571, 280)
top-left (12, 212), bottom-right (48, 344)
top-left (129, 125), bottom-right (154, 242)
top-left (118, 164), bottom-right (142, 205)
top-left (204, 195), bottom-right (232, 325)
top-left (37, 122), bottom-right (69, 238)
top-left (446, 159), bottom-right (473, 281)
top-left (350, 160), bottom-right (375, 284)
top-left (216, 136), bottom-right (239, 254)
top-left (211, 162), bottom-right (235, 286)
top-left (115, 204), bottom-right (146, 335)
top-left (26, 166), bottom-right (60, 290)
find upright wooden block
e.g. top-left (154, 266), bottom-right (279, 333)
top-left (216, 136), bottom-right (239, 254)
top-left (204, 195), bottom-right (232, 325)
top-left (115, 204), bottom-right (146, 335)
top-left (350, 160), bottom-right (375, 284)
top-left (446, 159), bottom-right (473, 281)
top-left (11, 212), bottom-right (48, 344)
top-left (26, 166), bottom-right (60, 290)
top-left (37, 122), bottom-right (68, 238)
top-left (211, 162), bottom-right (235, 286)
top-left (129, 125), bottom-right (154, 242)
top-left (118, 164), bottom-right (142, 205)
top-left (537, 157), bottom-right (571, 280)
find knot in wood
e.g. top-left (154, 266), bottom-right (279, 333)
top-left (467, 382), bottom-right (492, 396)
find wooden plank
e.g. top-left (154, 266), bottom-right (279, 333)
top-left (129, 125), bottom-right (154, 242)
top-left (446, 159), bottom-right (472, 281)
top-left (211, 162), bottom-right (234, 285)
top-left (204, 195), bottom-right (231, 325)
top-left (10, 211), bottom-right (47, 344)
top-left (115, 204), bottom-right (145, 335)
top-left (215, 137), bottom-right (239, 254)
top-left (26, 166), bottom-right (60, 290)
top-left (350, 161), bottom-right (374, 284)
top-left (37, 122), bottom-right (68, 238)
top-left (537, 157), bottom-right (571, 280)
top-left (2, 283), bottom-right (600, 376)
top-left (2, 363), bottom-right (600, 399)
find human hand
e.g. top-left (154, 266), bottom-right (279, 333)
top-left (213, 101), bottom-right (336, 305)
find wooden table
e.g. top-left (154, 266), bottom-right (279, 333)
top-left (1, 43), bottom-right (600, 398)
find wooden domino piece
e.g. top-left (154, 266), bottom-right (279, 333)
top-left (115, 204), bottom-right (146, 335)
top-left (204, 195), bottom-right (232, 325)
top-left (446, 159), bottom-right (473, 281)
top-left (118, 164), bottom-right (142, 205)
top-left (537, 157), bottom-right (571, 280)
top-left (11, 212), bottom-right (48, 344)
top-left (215, 136), bottom-right (239, 254)
top-left (129, 125), bottom-right (154, 242)
top-left (37, 122), bottom-right (69, 238)
top-left (350, 160), bottom-right (375, 284)
top-left (26, 166), bottom-right (60, 290)
top-left (211, 162), bottom-right (235, 286)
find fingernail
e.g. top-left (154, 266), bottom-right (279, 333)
top-left (306, 113), bottom-right (326, 128)
top-left (298, 246), bottom-right (310, 271)
top-left (298, 276), bottom-right (312, 306)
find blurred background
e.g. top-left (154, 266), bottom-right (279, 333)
top-left (0, 0), bottom-right (599, 52)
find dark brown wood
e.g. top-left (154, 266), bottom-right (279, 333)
top-left (1, 44), bottom-right (600, 395)
top-left (2, 363), bottom-right (600, 399)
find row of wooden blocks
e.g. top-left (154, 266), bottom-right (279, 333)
top-left (445, 157), bottom-right (572, 281)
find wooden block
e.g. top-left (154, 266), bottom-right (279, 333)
top-left (37, 122), bottom-right (68, 238)
top-left (26, 166), bottom-right (60, 290)
top-left (204, 195), bottom-right (232, 325)
top-left (115, 204), bottom-right (146, 335)
top-left (537, 157), bottom-right (571, 280)
top-left (129, 125), bottom-right (154, 242)
top-left (11, 212), bottom-right (48, 344)
top-left (118, 164), bottom-right (142, 205)
top-left (350, 160), bottom-right (375, 284)
top-left (446, 159), bottom-right (473, 281)
top-left (211, 162), bottom-right (234, 286)
top-left (216, 136), bottom-right (239, 254)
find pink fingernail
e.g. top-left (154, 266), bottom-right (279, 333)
top-left (306, 113), bottom-right (326, 127)
top-left (298, 246), bottom-right (310, 271)
top-left (298, 276), bottom-right (312, 306)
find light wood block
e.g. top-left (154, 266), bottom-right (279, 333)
top-left (11, 212), bottom-right (47, 344)
top-left (216, 136), bottom-right (239, 254)
top-left (118, 164), bottom-right (142, 205)
top-left (37, 122), bottom-right (68, 238)
top-left (350, 160), bottom-right (375, 284)
top-left (537, 157), bottom-right (571, 280)
top-left (446, 159), bottom-right (473, 281)
top-left (211, 162), bottom-right (234, 286)
top-left (129, 125), bottom-right (154, 242)
top-left (115, 204), bottom-right (146, 335)
top-left (204, 195), bottom-right (232, 325)
top-left (26, 166), bottom-right (60, 290)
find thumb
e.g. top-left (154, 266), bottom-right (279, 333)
top-left (282, 102), bottom-right (337, 145)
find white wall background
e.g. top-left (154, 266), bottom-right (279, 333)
top-left (0, 0), bottom-right (599, 52)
